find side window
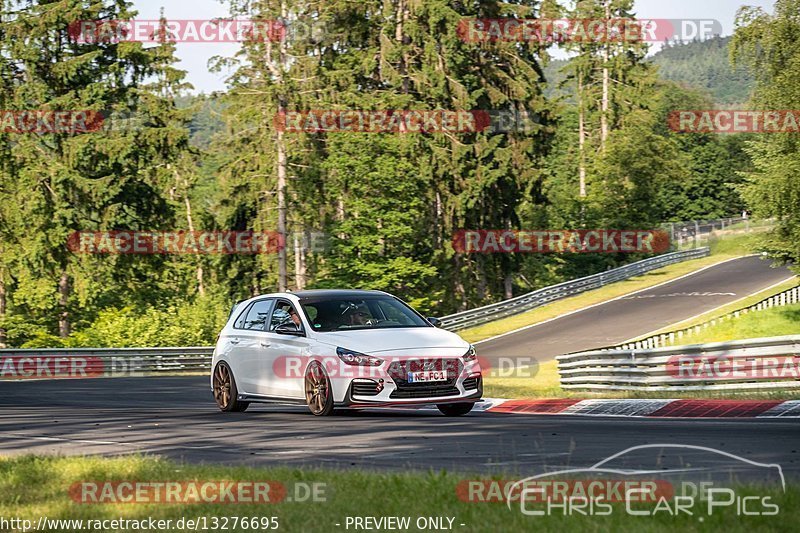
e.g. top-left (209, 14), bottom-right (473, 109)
top-left (233, 303), bottom-right (252, 329)
top-left (270, 300), bottom-right (303, 331)
top-left (241, 299), bottom-right (274, 331)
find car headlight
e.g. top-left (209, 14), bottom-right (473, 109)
top-left (463, 345), bottom-right (477, 362)
top-left (336, 347), bottom-right (383, 366)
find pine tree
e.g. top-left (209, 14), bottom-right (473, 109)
top-left (0, 0), bottom-right (190, 341)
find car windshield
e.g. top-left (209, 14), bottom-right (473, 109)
top-left (299, 295), bottom-right (430, 332)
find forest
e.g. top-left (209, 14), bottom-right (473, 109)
top-left (0, 0), bottom-right (797, 348)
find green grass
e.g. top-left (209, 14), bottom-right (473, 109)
top-left (707, 231), bottom-right (765, 256)
top-left (1, 455), bottom-right (796, 533)
top-left (674, 304), bottom-right (800, 345)
top-left (460, 232), bottom-right (761, 345)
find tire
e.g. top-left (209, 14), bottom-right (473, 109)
top-left (437, 402), bottom-right (475, 416)
top-left (212, 362), bottom-right (250, 412)
top-left (304, 360), bottom-right (334, 416)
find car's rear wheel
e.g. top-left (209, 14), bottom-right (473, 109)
top-left (305, 361), bottom-right (334, 416)
top-left (437, 402), bottom-right (475, 416)
top-left (213, 362), bottom-right (249, 412)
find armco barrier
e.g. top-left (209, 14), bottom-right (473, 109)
top-left (439, 248), bottom-right (710, 331)
top-left (556, 335), bottom-right (800, 392)
top-left (0, 347), bottom-right (214, 379)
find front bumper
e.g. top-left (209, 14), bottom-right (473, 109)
top-left (336, 375), bottom-right (483, 408)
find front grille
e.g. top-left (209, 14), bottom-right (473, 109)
top-left (463, 376), bottom-right (479, 390)
top-left (388, 358), bottom-right (463, 399)
top-left (390, 386), bottom-right (460, 399)
top-left (352, 380), bottom-right (380, 396)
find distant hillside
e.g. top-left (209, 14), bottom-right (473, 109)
top-left (649, 36), bottom-right (754, 105)
top-left (542, 36), bottom-right (755, 106)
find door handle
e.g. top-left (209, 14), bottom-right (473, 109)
top-left (260, 342), bottom-right (271, 348)
top-left (230, 338), bottom-right (240, 345)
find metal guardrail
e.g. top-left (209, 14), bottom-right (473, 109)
top-left (440, 248), bottom-right (710, 331)
top-left (556, 335), bottom-right (800, 391)
top-left (0, 347), bottom-right (214, 379)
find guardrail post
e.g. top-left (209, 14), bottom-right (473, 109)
top-left (694, 221), bottom-right (700, 248)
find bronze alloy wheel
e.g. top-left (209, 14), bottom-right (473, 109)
top-left (304, 361), bottom-right (334, 416)
top-left (213, 362), bottom-right (249, 412)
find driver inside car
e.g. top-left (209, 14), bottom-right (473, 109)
top-left (289, 307), bottom-right (302, 327)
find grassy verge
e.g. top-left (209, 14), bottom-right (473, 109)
top-left (460, 233), bottom-right (761, 345)
top-left (669, 304), bottom-right (800, 345)
top-left (0, 456), bottom-right (794, 533)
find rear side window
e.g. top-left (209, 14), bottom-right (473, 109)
top-left (233, 303), bottom-right (251, 329)
top-left (235, 299), bottom-right (274, 331)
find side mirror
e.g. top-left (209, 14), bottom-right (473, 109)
top-left (275, 323), bottom-right (304, 336)
top-left (427, 317), bottom-right (443, 328)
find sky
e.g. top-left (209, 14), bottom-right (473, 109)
top-left (131, 0), bottom-right (776, 94)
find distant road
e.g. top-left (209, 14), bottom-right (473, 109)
top-left (476, 255), bottom-right (794, 362)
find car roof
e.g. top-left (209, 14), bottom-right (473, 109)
top-left (290, 289), bottom-right (389, 300)
top-left (238, 289), bottom-right (390, 306)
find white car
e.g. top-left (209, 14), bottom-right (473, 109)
top-left (211, 290), bottom-right (483, 416)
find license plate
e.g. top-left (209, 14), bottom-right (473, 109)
top-left (407, 370), bottom-right (447, 383)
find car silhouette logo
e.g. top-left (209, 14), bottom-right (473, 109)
top-left (505, 443), bottom-right (786, 511)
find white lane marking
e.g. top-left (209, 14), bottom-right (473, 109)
top-left (475, 256), bottom-right (753, 347)
top-left (621, 292), bottom-right (736, 299)
top-left (621, 275), bottom-right (797, 344)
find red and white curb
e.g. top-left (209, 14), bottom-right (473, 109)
top-left (478, 398), bottom-right (800, 418)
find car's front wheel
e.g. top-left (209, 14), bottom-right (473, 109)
top-left (437, 402), bottom-right (475, 416)
top-left (212, 362), bottom-right (250, 412)
top-left (305, 361), bottom-right (334, 416)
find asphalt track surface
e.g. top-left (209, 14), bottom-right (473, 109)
top-left (1, 377), bottom-right (799, 481)
top-left (0, 255), bottom-right (797, 481)
top-left (477, 255), bottom-right (794, 363)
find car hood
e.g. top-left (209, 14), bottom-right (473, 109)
top-left (312, 327), bottom-right (470, 356)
